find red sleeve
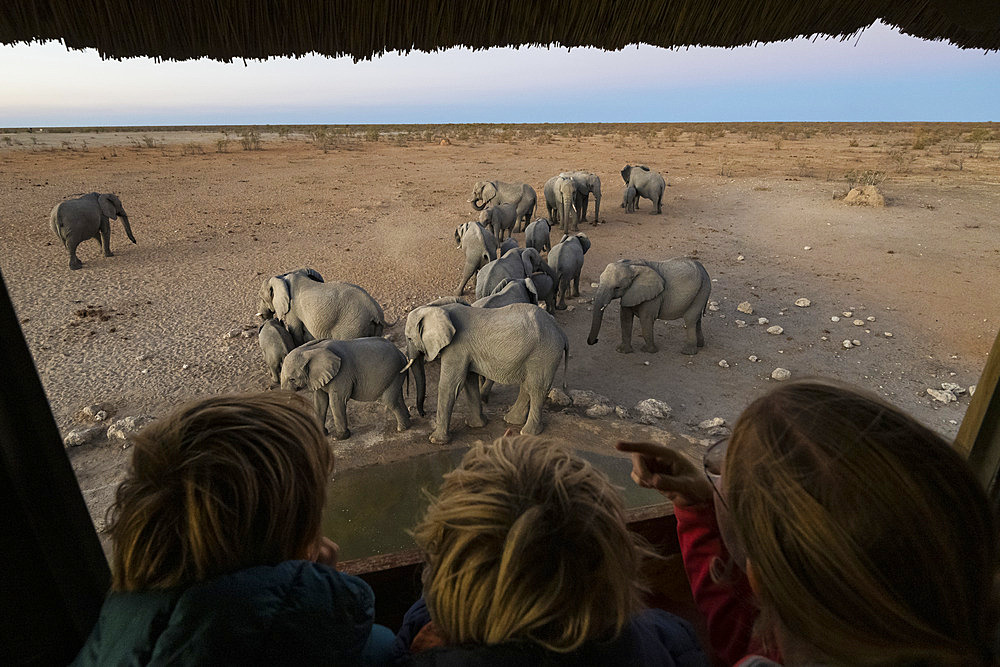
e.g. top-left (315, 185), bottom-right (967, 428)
top-left (674, 503), bottom-right (777, 666)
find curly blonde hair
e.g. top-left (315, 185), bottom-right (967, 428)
top-left (727, 379), bottom-right (998, 666)
top-left (107, 392), bottom-right (332, 591)
top-left (413, 435), bottom-right (649, 652)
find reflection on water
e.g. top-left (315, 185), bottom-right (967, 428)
top-left (323, 447), bottom-right (666, 561)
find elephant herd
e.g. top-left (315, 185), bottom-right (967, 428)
top-left (47, 164), bottom-right (709, 445)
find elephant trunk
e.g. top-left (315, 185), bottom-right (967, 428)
top-left (120, 213), bottom-right (137, 244)
top-left (406, 342), bottom-right (427, 416)
top-left (587, 287), bottom-right (613, 345)
top-left (470, 197), bottom-right (487, 211)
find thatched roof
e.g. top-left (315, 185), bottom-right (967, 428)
top-left (3, 1), bottom-right (999, 62)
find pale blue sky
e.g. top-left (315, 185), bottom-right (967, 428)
top-left (2, 21), bottom-right (998, 126)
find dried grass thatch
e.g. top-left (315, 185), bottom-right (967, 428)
top-left (2, 1), bottom-right (999, 62)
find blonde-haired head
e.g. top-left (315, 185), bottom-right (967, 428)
top-left (413, 435), bottom-right (648, 652)
top-left (108, 391), bottom-right (332, 591)
top-left (726, 378), bottom-right (998, 666)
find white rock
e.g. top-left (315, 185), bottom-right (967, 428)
top-left (590, 282), bottom-right (599, 288)
top-left (853, 319), bottom-right (864, 326)
top-left (852, 339), bottom-right (862, 346)
top-left (615, 405), bottom-right (631, 420)
top-left (707, 425), bottom-right (731, 438)
top-left (181, 364), bottom-right (190, 370)
top-left (735, 320), bottom-right (746, 328)
top-left (748, 355), bottom-right (759, 362)
top-left (135, 353), bottom-right (150, 361)
top-left (843, 311), bottom-right (853, 317)
top-left (941, 382), bottom-right (966, 394)
top-left (736, 254), bottom-right (745, 261)
top-left (64, 426), bottom-right (106, 447)
top-left (586, 403), bottom-right (615, 418)
top-left (698, 417), bottom-right (726, 430)
top-left (566, 305), bottom-right (576, 312)
top-left (866, 316), bottom-right (876, 322)
top-left (949, 419), bottom-right (958, 425)
top-left (831, 316), bottom-right (840, 322)
top-left (643, 361), bottom-right (650, 366)
top-left (771, 368), bottom-right (792, 381)
top-left (634, 398), bottom-right (672, 424)
top-left (884, 332), bottom-right (893, 338)
top-left (224, 328), bottom-right (241, 338)
top-left (568, 389), bottom-right (610, 409)
top-left (803, 246), bottom-right (812, 250)
top-left (821, 336), bottom-right (829, 341)
top-left (970, 384), bottom-right (977, 396)
top-left (842, 340), bottom-right (854, 349)
top-left (546, 387), bottom-right (572, 407)
top-left (708, 302), bottom-right (720, 312)
top-left (927, 388), bottom-right (957, 403)
top-left (240, 329), bottom-right (255, 338)
top-left (718, 359), bottom-right (730, 368)
top-left (766, 325), bottom-right (784, 335)
top-left (794, 298), bottom-right (811, 307)
top-left (107, 415), bottom-right (155, 443)
top-left (758, 317), bottom-right (769, 325)
top-left (737, 301), bottom-right (753, 314)
top-left (80, 404), bottom-right (104, 419)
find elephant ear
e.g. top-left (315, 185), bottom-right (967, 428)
top-left (622, 264), bottom-right (665, 308)
top-left (578, 234), bottom-right (591, 254)
top-left (492, 278), bottom-right (511, 295)
top-left (482, 182), bottom-right (497, 204)
top-left (520, 248), bottom-right (541, 276)
top-left (269, 277), bottom-right (291, 319)
top-left (304, 348), bottom-right (341, 391)
top-left (98, 194), bottom-right (118, 220)
top-left (302, 268), bottom-right (324, 283)
top-left (620, 165), bottom-right (632, 185)
top-left (524, 276), bottom-right (539, 304)
top-left (417, 307), bottom-right (455, 362)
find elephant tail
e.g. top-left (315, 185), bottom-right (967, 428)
top-left (49, 205), bottom-right (68, 248)
top-left (561, 339), bottom-right (569, 391)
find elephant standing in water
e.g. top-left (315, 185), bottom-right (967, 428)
top-left (257, 268), bottom-right (385, 345)
top-left (403, 301), bottom-right (568, 444)
top-left (470, 180), bottom-right (537, 232)
top-left (588, 258), bottom-right (711, 355)
top-left (50, 192), bottom-right (136, 270)
top-left (620, 165), bottom-right (666, 214)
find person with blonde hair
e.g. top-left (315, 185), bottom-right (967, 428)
top-left (620, 378), bottom-right (999, 666)
top-left (394, 434), bottom-right (707, 665)
top-left (74, 392), bottom-right (395, 666)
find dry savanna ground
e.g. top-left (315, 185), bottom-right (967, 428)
top-left (2, 122), bottom-right (998, 532)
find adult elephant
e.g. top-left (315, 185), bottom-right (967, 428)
top-left (257, 268), bottom-right (385, 345)
top-left (563, 171), bottom-right (602, 224)
top-left (454, 221), bottom-right (498, 296)
top-left (587, 258), bottom-right (711, 355)
top-left (543, 174), bottom-right (579, 233)
top-left (475, 247), bottom-right (555, 300)
top-left (620, 165), bottom-right (666, 214)
top-left (469, 180), bottom-right (537, 232)
top-left (403, 301), bottom-right (568, 444)
top-left (49, 192), bottom-right (136, 270)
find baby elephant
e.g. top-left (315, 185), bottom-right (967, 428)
top-left (258, 318), bottom-right (295, 385)
top-left (479, 203), bottom-right (518, 241)
top-left (280, 337), bottom-right (412, 440)
top-left (524, 218), bottom-right (552, 253)
top-left (547, 233), bottom-right (591, 310)
top-left (622, 185), bottom-right (638, 213)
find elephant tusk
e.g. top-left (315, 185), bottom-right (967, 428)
top-left (400, 358), bottom-right (415, 374)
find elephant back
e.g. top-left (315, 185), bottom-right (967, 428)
top-left (49, 203), bottom-right (69, 247)
top-left (297, 281), bottom-right (385, 340)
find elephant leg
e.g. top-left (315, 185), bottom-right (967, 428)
top-left (696, 316), bottom-right (706, 348)
top-left (67, 240), bottom-right (83, 270)
top-left (638, 306), bottom-right (659, 353)
top-left (312, 390), bottom-right (331, 435)
top-left (463, 372), bottom-right (487, 428)
top-left (430, 363), bottom-right (463, 444)
top-left (555, 277), bottom-right (567, 310)
top-left (329, 391), bottom-right (351, 440)
top-left (617, 306), bottom-right (635, 354)
top-left (383, 380), bottom-right (410, 432)
top-left (479, 376), bottom-right (494, 403)
top-left (520, 384), bottom-right (547, 436)
top-left (571, 272), bottom-right (580, 298)
top-left (654, 192), bottom-right (663, 214)
top-left (505, 386), bottom-right (529, 425)
top-left (681, 311), bottom-right (702, 355)
top-left (456, 262), bottom-right (476, 296)
top-left (100, 220), bottom-right (113, 257)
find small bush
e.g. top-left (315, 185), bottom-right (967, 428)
top-left (239, 129), bottom-right (261, 151)
top-left (848, 137), bottom-right (859, 147)
top-left (845, 169), bottom-right (888, 189)
top-left (971, 142), bottom-right (984, 158)
top-left (939, 141), bottom-right (956, 156)
top-left (772, 137), bottom-right (783, 150)
top-left (277, 126), bottom-right (291, 138)
top-left (142, 135), bottom-right (158, 148)
top-left (2, 136), bottom-right (11, 146)
top-left (365, 127), bottom-right (381, 142)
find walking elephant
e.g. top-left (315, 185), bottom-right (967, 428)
top-left (587, 258), bottom-right (711, 355)
top-left (543, 174), bottom-right (579, 233)
top-left (479, 203), bottom-right (518, 241)
top-left (403, 302), bottom-right (568, 443)
top-left (49, 192), bottom-right (136, 270)
top-left (563, 171), bottom-right (602, 224)
top-left (280, 337), bottom-right (416, 440)
top-left (257, 268), bottom-right (385, 345)
top-left (524, 218), bottom-right (552, 253)
top-left (475, 247), bottom-right (555, 300)
top-left (454, 221), bottom-right (498, 296)
top-left (620, 165), bottom-right (666, 214)
top-left (258, 318), bottom-right (296, 385)
top-left (547, 233), bottom-right (591, 310)
top-left (623, 185), bottom-right (638, 213)
top-left (470, 180), bottom-right (537, 232)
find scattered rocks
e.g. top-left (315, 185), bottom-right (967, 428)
top-left (842, 311), bottom-right (852, 317)
top-left (698, 417), bottom-right (726, 430)
top-left (736, 301), bottom-right (753, 315)
top-left (240, 329), bottom-right (255, 338)
top-left (927, 388), bottom-right (957, 403)
top-left (735, 320), bottom-right (746, 328)
top-left (766, 325), bottom-right (784, 335)
top-left (566, 305), bottom-right (576, 312)
top-left (107, 415), bottom-right (155, 445)
top-left (748, 355), bottom-right (759, 362)
top-left (64, 426), bottom-right (106, 447)
top-left (568, 389), bottom-right (611, 410)
top-left (590, 282), bottom-right (599, 289)
top-left (884, 332), bottom-right (893, 338)
top-left (940, 382), bottom-right (966, 395)
top-left (181, 364), bottom-right (190, 370)
top-left (771, 367), bottom-right (791, 381)
top-left (842, 340), bottom-right (854, 349)
top-left (586, 403), bottom-right (615, 418)
top-left (634, 399), bottom-right (672, 424)
top-left (614, 406), bottom-right (631, 420)
top-left (844, 185), bottom-right (886, 207)
top-left (970, 385), bottom-right (977, 396)
top-left (866, 316), bottom-right (876, 322)
top-left (546, 387), bottom-right (572, 408)
top-left (79, 404), bottom-right (109, 422)
top-left (707, 301), bottom-right (720, 312)
top-left (757, 317), bottom-right (769, 325)
top-left (852, 339), bottom-right (862, 347)
top-left (736, 254), bottom-right (745, 262)
top-left (718, 359), bottom-right (730, 368)
top-left (135, 353), bottom-right (151, 362)
top-left (831, 316), bottom-right (840, 322)
top-left (853, 319), bottom-right (865, 326)
top-left (803, 246), bottom-right (812, 251)
top-left (794, 298), bottom-right (811, 307)
top-left (706, 425), bottom-right (731, 438)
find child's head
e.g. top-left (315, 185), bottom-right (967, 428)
top-left (413, 435), bottom-right (647, 653)
top-left (108, 392), bottom-right (332, 591)
top-left (725, 378), bottom-right (998, 665)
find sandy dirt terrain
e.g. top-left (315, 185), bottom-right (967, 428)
top-left (1, 123), bottom-right (997, 534)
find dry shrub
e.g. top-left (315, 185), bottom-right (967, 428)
top-left (845, 169), bottom-right (888, 189)
top-left (239, 129), bottom-right (261, 151)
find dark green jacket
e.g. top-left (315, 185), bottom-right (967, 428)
top-left (73, 560), bottom-right (375, 666)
